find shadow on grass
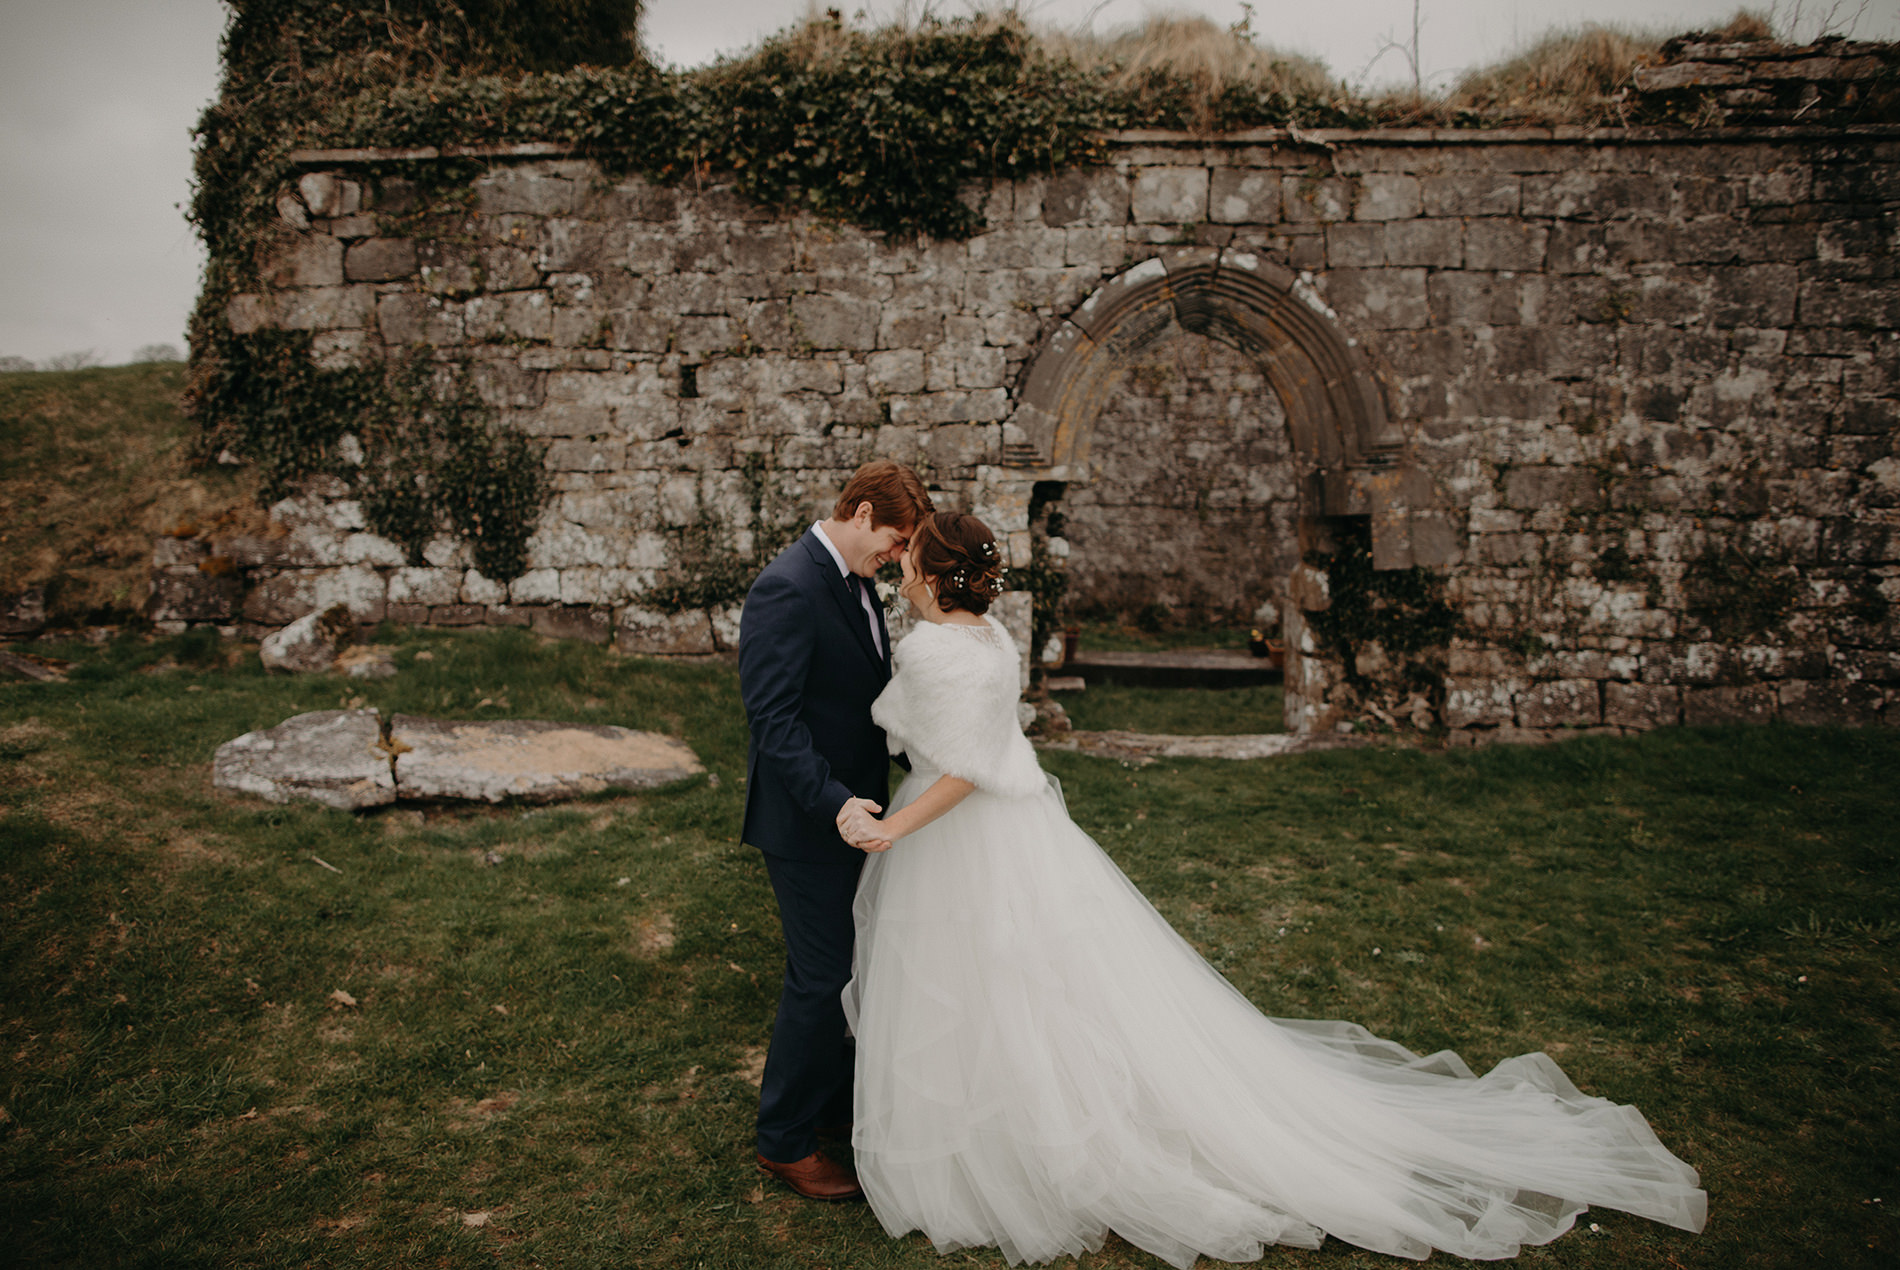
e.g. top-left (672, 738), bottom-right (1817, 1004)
top-left (2, 627), bottom-right (1895, 1267)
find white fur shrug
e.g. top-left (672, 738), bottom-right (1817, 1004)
top-left (871, 616), bottom-right (1046, 799)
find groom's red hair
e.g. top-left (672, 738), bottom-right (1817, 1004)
top-left (833, 460), bottom-right (934, 530)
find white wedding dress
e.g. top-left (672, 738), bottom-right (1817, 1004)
top-left (842, 616), bottom-right (1705, 1267)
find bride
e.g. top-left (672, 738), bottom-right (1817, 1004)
top-left (836, 511), bottom-right (1706, 1267)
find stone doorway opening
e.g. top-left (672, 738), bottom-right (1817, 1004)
top-left (1007, 249), bottom-right (1439, 736)
top-left (1027, 328), bottom-right (1297, 736)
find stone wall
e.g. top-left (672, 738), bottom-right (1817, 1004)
top-left (165, 102), bottom-right (1900, 735)
top-left (1060, 332), bottom-right (1296, 621)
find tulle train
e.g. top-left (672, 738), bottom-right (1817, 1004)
top-left (842, 770), bottom-right (1706, 1266)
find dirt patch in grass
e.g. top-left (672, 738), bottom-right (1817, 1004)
top-left (629, 911), bottom-right (676, 955)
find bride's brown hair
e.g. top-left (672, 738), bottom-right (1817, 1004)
top-left (910, 511), bottom-right (1005, 615)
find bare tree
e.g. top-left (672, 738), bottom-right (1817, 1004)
top-left (132, 343), bottom-right (185, 363)
top-left (0, 355), bottom-right (34, 373)
top-left (41, 349), bottom-right (101, 371)
top-left (1771, 0), bottom-right (1874, 42)
top-left (1361, 0), bottom-right (1424, 94)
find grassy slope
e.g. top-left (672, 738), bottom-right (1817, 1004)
top-left (0, 363), bottom-right (253, 626)
top-left (2, 629), bottom-right (1895, 1268)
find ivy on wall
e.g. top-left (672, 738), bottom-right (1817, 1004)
top-left (640, 455), bottom-right (808, 611)
top-left (189, 330), bottom-right (547, 581)
top-left (1303, 519), bottom-right (1460, 684)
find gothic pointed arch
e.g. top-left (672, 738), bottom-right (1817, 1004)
top-left (1008, 248), bottom-right (1454, 569)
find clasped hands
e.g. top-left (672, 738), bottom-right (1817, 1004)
top-left (836, 796), bottom-right (893, 853)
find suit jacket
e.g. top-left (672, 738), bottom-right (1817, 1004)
top-left (739, 528), bottom-right (894, 861)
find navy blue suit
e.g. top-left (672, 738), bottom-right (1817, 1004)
top-left (739, 528), bottom-right (893, 1162)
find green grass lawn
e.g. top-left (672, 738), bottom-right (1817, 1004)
top-left (3, 628), bottom-right (1896, 1268)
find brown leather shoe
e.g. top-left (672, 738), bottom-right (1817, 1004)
top-left (756, 1149), bottom-right (863, 1202)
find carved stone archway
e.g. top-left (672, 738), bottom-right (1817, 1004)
top-left (1006, 248), bottom-right (1453, 571)
top-left (998, 249), bottom-right (1459, 733)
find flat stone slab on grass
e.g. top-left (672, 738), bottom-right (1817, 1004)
top-left (389, 715), bottom-right (702, 803)
top-left (213, 709), bottom-right (396, 810)
top-left (213, 710), bottom-right (703, 808)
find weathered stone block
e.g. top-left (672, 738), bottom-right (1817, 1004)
top-left (427, 603), bottom-right (486, 627)
top-left (276, 189), bottom-right (310, 229)
top-left (614, 606), bottom-right (715, 655)
top-left (278, 286), bottom-right (375, 331)
top-left (531, 605), bottom-right (612, 645)
top-left (345, 238), bottom-right (417, 282)
top-left (676, 316), bottom-right (736, 356)
top-left (1384, 219), bottom-right (1462, 268)
top-left (1778, 679), bottom-right (1883, 726)
top-left (481, 245), bottom-right (543, 291)
top-left (475, 167), bottom-right (580, 216)
top-left (647, 272), bottom-right (727, 314)
top-left (468, 360), bottom-right (546, 410)
top-left (1281, 176), bottom-right (1352, 224)
top-left (536, 218), bottom-right (604, 273)
top-left (465, 291), bottom-right (553, 342)
top-left (1444, 677), bottom-right (1524, 728)
top-left (1464, 220), bottom-right (1548, 271)
top-left (147, 571), bottom-right (240, 623)
top-left (1683, 684), bottom-right (1778, 725)
top-left (1322, 269), bottom-right (1429, 329)
top-left (878, 308), bottom-right (944, 349)
top-left (1516, 679), bottom-right (1603, 728)
top-left (386, 567), bottom-right (460, 607)
top-left (864, 349), bottom-right (924, 396)
top-left (1711, 264), bottom-right (1798, 327)
top-left (551, 307), bottom-right (606, 348)
top-left (1326, 223), bottom-right (1385, 268)
top-left (1798, 279), bottom-right (1900, 328)
top-left (966, 228), bottom-right (1066, 270)
top-left (1521, 171), bottom-right (1668, 220)
top-left (1210, 169), bottom-right (1280, 223)
top-left (790, 294), bottom-right (878, 350)
top-left (1354, 172), bottom-right (1421, 221)
top-left (1421, 174), bottom-right (1518, 217)
top-left (269, 235), bottom-right (344, 288)
top-left (1132, 167), bottom-right (1208, 224)
top-left (298, 173), bottom-right (361, 219)
top-left (1503, 466), bottom-right (1605, 510)
top-left (242, 567), bottom-right (386, 627)
top-left (1043, 170), bottom-right (1130, 226)
top-left (1426, 272), bottom-right (1525, 325)
top-left (485, 604), bottom-right (533, 627)
top-left (1604, 681), bottom-right (1681, 729)
top-left (377, 293), bottom-right (462, 346)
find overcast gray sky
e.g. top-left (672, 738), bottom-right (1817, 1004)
top-left (3, 0), bottom-right (1895, 367)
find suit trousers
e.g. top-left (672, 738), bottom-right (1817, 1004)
top-left (755, 848), bottom-right (865, 1162)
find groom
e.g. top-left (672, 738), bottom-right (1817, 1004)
top-left (738, 459), bottom-right (934, 1201)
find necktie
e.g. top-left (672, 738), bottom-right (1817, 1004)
top-left (850, 574), bottom-right (884, 657)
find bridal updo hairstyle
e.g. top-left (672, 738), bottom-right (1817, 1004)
top-left (911, 511), bottom-right (1006, 616)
